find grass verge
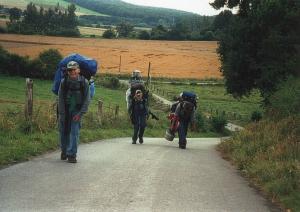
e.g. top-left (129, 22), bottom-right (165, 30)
top-left (217, 116), bottom-right (300, 211)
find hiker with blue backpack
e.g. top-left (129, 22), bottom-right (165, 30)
top-left (58, 61), bottom-right (90, 163)
top-left (165, 92), bottom-right (197, 149)
top-left (52, 54), bottom-right (97, 163)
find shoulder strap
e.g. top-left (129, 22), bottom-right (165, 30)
top-left (62, 77), bottom-right (68, 101)
top-left (80, 77), bottom-right (84, 99)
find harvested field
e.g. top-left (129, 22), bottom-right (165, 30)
top-left (0, 34), bottom-right (221, 79)
top-left (0, 19), bottom-right (7, 28)
top-left (78, 26), bottom-right (106, 37)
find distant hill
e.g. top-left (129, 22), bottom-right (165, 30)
top-left (65, 0), bottom-right (202, 27)
top-left (0, 0), bottom-right (107, 16)
top-left (1, 0), bottom-right (214, 29)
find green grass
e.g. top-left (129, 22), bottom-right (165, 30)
top-left (150, 82), bottom-right (263, 125)
top-left (218, 117), bottom-right (300, 211)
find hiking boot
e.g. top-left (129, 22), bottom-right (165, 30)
top-left (132, 136), bottom-right (137, 144)
top-left (61, 152), bottom-right (67, 160)
top-left (179, 144), bottom-right (186, 149)
top-left (139, 137), bottom-right (144, 144)
top-left (67, 155), bottom-right (77, 163)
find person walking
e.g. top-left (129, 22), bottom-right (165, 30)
top-left (173, 92), bottom-right (196, 149)
top-left (58, 61), bottom-right (90, 163)
top-left (130, 89), bottom-right (148, 144)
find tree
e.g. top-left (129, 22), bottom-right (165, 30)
top-left (138, 30), bottom-right (150, 40)
top-left (8, 7), bottom-right (22, 22)
top-left (213, 10), bottom-right (233, 32)
top-left (103, 28), bottom-right (116, 39)
top-left (38, 49), bottom-right (63, 79)
top-left (116, 22), bottom-right (133, 37)
top-left (168, 21), bottom-right (190, 40)
top-left (210, 0), bottom-right (300, 101)
top-left (150, 25), bottom-right (168, 40)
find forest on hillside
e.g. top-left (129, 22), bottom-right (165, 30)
top-left (66, 0), bottom-right (207, 27)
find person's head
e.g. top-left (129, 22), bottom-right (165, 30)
top-left (66, 61), bottom-right (80, 80)
top-left (135, 89), bottom-right (143, 100)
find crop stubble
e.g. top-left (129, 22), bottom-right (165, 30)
top-left (0, 34), bottom-right (221, 79)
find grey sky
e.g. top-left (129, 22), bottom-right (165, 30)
top-left (122, 0), bottom-right (220, 16)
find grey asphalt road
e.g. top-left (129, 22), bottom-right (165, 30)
top-left (0, 138), bottom-right (279, 212)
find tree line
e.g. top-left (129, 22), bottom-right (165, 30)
top-left (1, 2), bottom-right (221, 41)
top-left (102, 16), bottom-right (218, 41)
top-left (6, 3), bottom-right (79, 36)
top-left (66, 0), bottom-right (199, 27)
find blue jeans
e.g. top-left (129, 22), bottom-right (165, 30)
top-left (178, 120), bottom-right (189, 146)
top-left (59, 112), bottom-right (81, 156)
top-left (133, 114), bottom-right (146, 140)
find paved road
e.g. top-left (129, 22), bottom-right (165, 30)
top-left (0, 138), bottom-right (278, 212)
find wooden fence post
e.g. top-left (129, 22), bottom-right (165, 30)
top-left (25, 78), bottom-right (33, 120)
top-left (115, 105), bottom-right (119, 118)
top-left (146, 62), bottom-right (151, 87)
top-left (118, 55), bottom-right (122, 77)
top-left (98, 100), bottom-right (103, 117)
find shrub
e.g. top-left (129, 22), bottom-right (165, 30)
top-left (251, 110), bottom-right (262, 122)
top-left (138, 30), bottom-right (150, 40)
top-left (211, 114), bottom-right (227, 132)
top-left (102, 28), bottom-right (116, 39)
top-left (25, 58), bottom-right (44, 79)
top-left (7, 53), bottom-right (29, 77)
top-left (194, 111), bottom-right (208, 132)
top-left (0, 26), bottom-right (6, 33)
top-left (0, 46), bottom-right (10, 73)
top-left (38, 49), bottom-right (63, 79)
top-left (101, 77), bottom-right (120, 89)
top-left (268, 77), bottom-right (300, 118)
top-left (0, 47), bottom-right (62, 79)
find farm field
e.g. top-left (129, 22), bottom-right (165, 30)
top-left (0, 19), bottom-right (7, 28)
top-left (0, 34), bottom-right (221, 79)
top-left (78, 26), bottom-right (107, 37)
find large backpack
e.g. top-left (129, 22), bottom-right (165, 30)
top-left (181, 91), bottom-right (197, 108)
top-left (180, 101), bottom-right (195, 120)
top-left (126, 82), bottom-right (148, 112)
top-left (130, 83), bottom-right (147, 99)
top-left (52, 53), bottom-right (98, 98)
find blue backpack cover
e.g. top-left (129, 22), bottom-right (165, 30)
top-left (52, 53), bottom-right (98, 97)
top-left (181, 91), bottom-right (197, 108)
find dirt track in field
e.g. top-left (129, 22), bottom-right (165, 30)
top-left (0, 34), bottom-right (221, 79)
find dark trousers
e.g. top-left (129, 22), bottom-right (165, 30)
top-left (178, 120), bottom-right (189, 146)
top-left (133, 114), bottom-right (146, 140)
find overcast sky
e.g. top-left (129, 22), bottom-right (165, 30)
top-left (122, 0), bottom-right (219, 16)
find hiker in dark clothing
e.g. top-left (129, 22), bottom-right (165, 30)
top-left (130, 89), bottom-right (148, 144)
top-left (174, 93), bottom-right (196, 149)
top-left (58, 61), bottom-right (90, 163)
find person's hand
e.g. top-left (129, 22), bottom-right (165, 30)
top-left (73, 114), bottom-right (81, 122)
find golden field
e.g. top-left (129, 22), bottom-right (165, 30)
top-left (0, 34), bottom-right (221, 79)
